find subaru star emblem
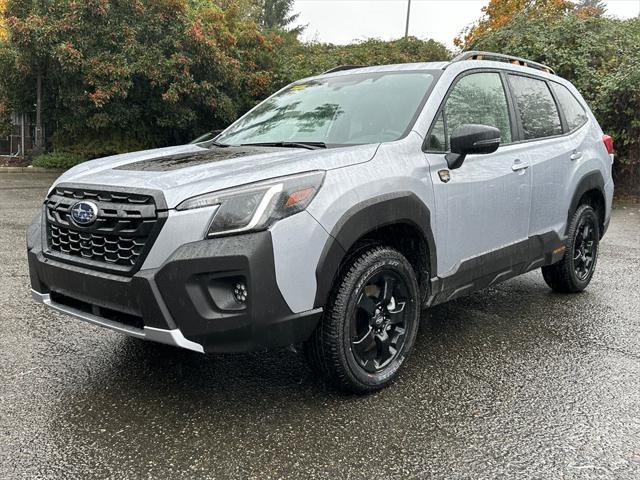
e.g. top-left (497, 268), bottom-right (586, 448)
top-left (70, 201), bottom-right (99, 226)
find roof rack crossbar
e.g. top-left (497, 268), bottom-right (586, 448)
top-left (323, 65), bottom-right (366, 74)
top-left (451, 51), bottom-right (555, 75)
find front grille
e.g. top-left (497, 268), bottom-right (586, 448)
top-left (48, 224), bottom-right (147, 266)
top-left (44, 186), bottom-right (166, 274)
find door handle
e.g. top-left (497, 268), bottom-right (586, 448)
top-left (570, 151), bottom-right (583, 161)
top-left (511, 159), bottom-right (529, 172)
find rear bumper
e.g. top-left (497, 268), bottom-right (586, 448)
top-left (28, 215), bottom-right (322, 353)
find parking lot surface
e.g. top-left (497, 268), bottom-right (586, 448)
top-left (1, 173), bottom-right (639, 479)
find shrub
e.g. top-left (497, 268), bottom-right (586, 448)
top-left (53, 133), bottom-right (148, 160)
top-left (32, 152), bottom-right (85, 169)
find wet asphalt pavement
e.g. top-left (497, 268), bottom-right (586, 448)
top-left (1, 172), bottom-right (639, 479)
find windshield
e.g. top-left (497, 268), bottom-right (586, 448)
top-left (217, 71), bottom-right (436, 147)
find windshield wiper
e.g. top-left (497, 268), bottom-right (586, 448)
top-left (241, 141), bottom-right (327, 150)
top-left (207, 140), bottom-right (231, 148)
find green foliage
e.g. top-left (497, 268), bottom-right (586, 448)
top-left (259, 0), bottom-right (300, 31)
top-left (471, 13), bottom-right (640, 182)
top-left (4, 0), bottom-right (636, 185)
top-left (3, 0), bottom-right (281, 157)
top-left (0, 44), bottom-right (12, 137)
top-left (52, 133), bottom-right (148, 160)
top-left (271, 36), bottom-right (451, 88)
top-left (1, 0), bottom-right (451, 160)
top-left (32, 151), bottom-right (85, 169)
top-left (576, 0), bottom-right (606, 17)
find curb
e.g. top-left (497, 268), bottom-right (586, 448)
top-left (0, 167), bottom-right (65, 173)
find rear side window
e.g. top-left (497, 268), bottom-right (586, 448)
top-left (508, 75), bottom-right (562, 140)
top-left (550, 83), bottom-right (588, 132)
top-left (428, 72), bottom-right (512, 151)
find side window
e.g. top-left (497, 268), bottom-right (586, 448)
top-left (429, 113), bottom-right (446, 151)
top-left (508, 75), bottom-right (562, 140)
top-left (428, 72), bottom-right (512, 151)
top-left (550, 83), bottom-right (588, 132)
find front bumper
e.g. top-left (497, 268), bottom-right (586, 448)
top-left (28, 216), bottom-right (322, 353)
top-left (31, 289), bottom-right (203, 352)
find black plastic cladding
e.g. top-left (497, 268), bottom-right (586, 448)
top-left (313, 192), bottom-right (437, 309)
top-left (42, 183), bottom-right (168, 277)
top-left (568, 172), bottom-right (606, 238)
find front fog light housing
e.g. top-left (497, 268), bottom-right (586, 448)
top-left (233, 282), bottom-right (248, 303)
top-left (176, 171), bottom-right (325, 237)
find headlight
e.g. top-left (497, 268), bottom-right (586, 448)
top-left (176, 171), bottom-right (325, 237)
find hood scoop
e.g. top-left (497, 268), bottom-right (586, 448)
top-left (114, 146), bottom-right (280, 172)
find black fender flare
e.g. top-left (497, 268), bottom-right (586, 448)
top-left (567, 171), bottom-right (605, 236)
top-left (313, 192), bottom-right (436, 308)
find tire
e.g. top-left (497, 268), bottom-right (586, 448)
top-left (304, 245), bottom-right (421, 394)
top-left (542, 204), bottom-right (600, 293)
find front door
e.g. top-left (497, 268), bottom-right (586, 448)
top-left (424, 71), bottom-right (532, 277)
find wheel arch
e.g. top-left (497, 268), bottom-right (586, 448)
top-left (313, 192), bottom-right (436, 308)
top-left (568, 171), bottom-right (606, 238)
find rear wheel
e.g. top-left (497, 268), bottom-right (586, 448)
top-left (304, 246), bottom-right (420, 394)
top-left (542, 204), bottom-right (600, 293)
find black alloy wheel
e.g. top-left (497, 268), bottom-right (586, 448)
top-left (304, 245), bottom-right (420, 393)
top-left (351, 271), bottom-right (410, 373)
top-left (542, 204), bottom-right (600, 293)
top-left (572, 215), bottom-right (597, 281)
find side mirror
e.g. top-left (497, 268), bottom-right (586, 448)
top-left (445, 124), bottom-right (501, 170)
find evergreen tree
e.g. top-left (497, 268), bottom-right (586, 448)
top-left (259, 0), bottom-right (301, 32)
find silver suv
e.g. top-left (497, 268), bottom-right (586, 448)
top-left (28, 52), bottom-right (614, 393)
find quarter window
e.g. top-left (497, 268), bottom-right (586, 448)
top-left (428, 72), bottom-right (512, 152)
top-left (508, 75), bottom-right (562, 140)
top-left (550, 83), bottom-right (588, 132)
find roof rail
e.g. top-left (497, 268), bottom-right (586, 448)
top-left (323, 65), bottom-right (366, 74)
top-left (451, 51), bottom-right (555, 75)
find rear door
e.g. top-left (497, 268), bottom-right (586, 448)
top-left (424, 70), bottom-right (532, 276)
top-left (506, 74), bottom-right (586, 238)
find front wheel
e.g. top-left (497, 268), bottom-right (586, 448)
top-left (542, 204), bottom-right (600, 293)
top-left (304, 246), bottom-right (420, 394)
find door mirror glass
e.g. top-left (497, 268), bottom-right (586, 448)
top-left (445, 124), bottom-right (501, 169)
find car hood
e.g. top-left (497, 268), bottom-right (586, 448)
top-left (52, 143), bottom-right (378, 208)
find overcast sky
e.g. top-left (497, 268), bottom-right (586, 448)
top-left (292, 0), bottom-right (640, 48)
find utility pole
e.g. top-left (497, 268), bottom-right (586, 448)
top-left (404, 0), bottom-right (412, 38)
top-left (34, 70), bottom-right (44, 153)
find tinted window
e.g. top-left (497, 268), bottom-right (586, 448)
top-left (551, 83), bottom-right (588, 131)
top-left (428, 72), bottom-right (512, 151)
top-left (218, 72), bottom-right (435, 146)
top-left (508, 75), bottom-right (562, 140)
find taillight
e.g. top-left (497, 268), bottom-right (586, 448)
top-left (602, 135), bottom-right (614, 155)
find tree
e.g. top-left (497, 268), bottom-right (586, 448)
top-left (258, 0), bottom-right (301, 31)
top-left (0, 0), bottom-right (450, 162)
top-left (271, 36), bottom-right (450, 88)
top-left (0, 43), bottom-right (14, 137)
top-left (576, 0), bottom-right (606, 17)
top-left (3, 0), bottom-right (281, 157)
top-left (4, 0), bottom-right (57, 152)
top-left (455, 0), bottom-right (575, 48)
top-left (0, 0), bottom-right (7, 40)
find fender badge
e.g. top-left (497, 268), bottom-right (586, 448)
top-left (438, 169), bottom-right (451, 183)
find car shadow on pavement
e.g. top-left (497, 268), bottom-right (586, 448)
top-left (40, 272), bottom-right (631, 477)
top-left (48, 274), bottom-right (580, 410)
